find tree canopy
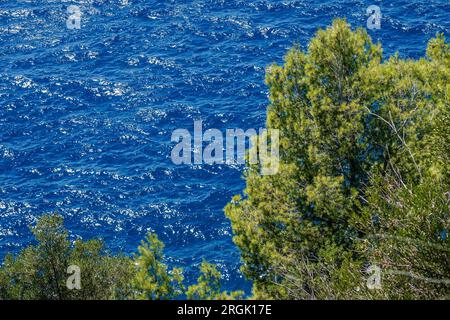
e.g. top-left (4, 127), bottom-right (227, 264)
top-left (225, 19), bottom-right (449, 300)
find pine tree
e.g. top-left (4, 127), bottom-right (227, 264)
top-left (0, 214), bottom-right (133, 300)
top-left (132, 233), bottom-right (184, 300)
top-left (186, 262), bottom-right (244, 300)
top-left (226, 20), bottom-right (449, 299)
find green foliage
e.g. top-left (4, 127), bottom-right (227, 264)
top-left (132, 235), bottom-right (243, 300)
top-left (359, 178), bottom-right (449, 300)
top-left (0, 214), bottom-right (133, 300)
top-left (226, 19), bottom-right (450, 299)
top-left (132, 233), bottom-right (184, 300)
top-left (0, 215), bottom-right (240, 300)
top-left (186, 261), bottom-right (244, 300)
top-left (356, 54), bottom-right (450, 298)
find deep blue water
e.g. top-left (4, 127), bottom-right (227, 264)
top-left (0, 0), bottom-right (449, 293)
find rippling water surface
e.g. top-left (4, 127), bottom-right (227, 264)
top-left (0, 0), bottom-right (449, 292)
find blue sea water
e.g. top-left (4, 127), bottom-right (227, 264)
top-left (0, 0), bottom-right (449, 293)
